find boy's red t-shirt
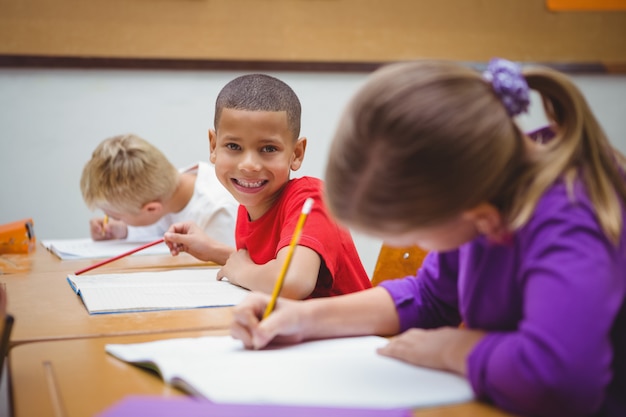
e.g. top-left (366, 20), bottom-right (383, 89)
top-left (235, 176), bottom-right (372, 298)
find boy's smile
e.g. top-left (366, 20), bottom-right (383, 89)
top-left (209, 108), bottom-right (306, 221)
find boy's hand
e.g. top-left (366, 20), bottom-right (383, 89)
top-left (230, 292), bottom-right (307, 350)
top-left (164, 221), bottom-right (209, 259)
top-left (218, 246), bottom-right (320, 299)
top-left (164, 221), bottom-right (234, 264)
top-left (89, 217), bottom-right (127, 241)
top-left (216, 249), bottom-right (254, 286)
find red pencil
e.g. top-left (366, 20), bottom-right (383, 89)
top-left (73, 238), bottom-right (165, 275)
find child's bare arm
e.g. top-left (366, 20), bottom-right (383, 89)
top-left (231, 286), bottom-right (400, 350)
top-left (218, 245), bottom-right (321, 299)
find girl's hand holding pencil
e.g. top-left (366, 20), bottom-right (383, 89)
top-left (231, 292), bottom-right (306, 350)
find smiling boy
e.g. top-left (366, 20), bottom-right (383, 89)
top-left (164, 74), bottom-right (371, 299)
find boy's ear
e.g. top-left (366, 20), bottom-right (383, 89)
top-left (142, 201), bottom-right (163, 214)
top-left (290, 137), bottom-right (307, 171)
top-left (208, 129), bottom-right (217, 164)
top-left (463, 203), bottom-right (507, 243)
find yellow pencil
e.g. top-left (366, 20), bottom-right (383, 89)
top-left (102, 215), bottom-right (109, 237)
top-left (263, 198), bottom-right (314, 319)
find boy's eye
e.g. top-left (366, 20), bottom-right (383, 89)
top-left (261, 145), bottom-right (278, 153)
top-left (225, 143), bottom-right (241, 151)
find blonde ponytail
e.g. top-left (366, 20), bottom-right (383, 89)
top-left (512, 67), bottom-right (626, 244)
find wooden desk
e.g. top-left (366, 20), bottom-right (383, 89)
top-left (9, 330), bottom-right (223, 417)
top-left (4, 246), bottom-right (516, 416)
top-left (3, 243), bottom-right (214, 276)
top-left (2, 250), bottom-right (234, 348)
top-left (9, 331), bottom-right (516, 417)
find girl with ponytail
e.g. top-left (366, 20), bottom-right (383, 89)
top-left (231, 59), bottom-right (626, 417)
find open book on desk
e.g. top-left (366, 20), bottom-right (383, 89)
top-left (42, 238), bottom-right (170, 260)
top-left (105, 335), bottom-right (474, 409)
top-left (67, 268), bottom-right (249, 315)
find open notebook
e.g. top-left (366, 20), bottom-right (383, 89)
top-left (67, 268), bottom-right (249, 314)
top-left (42, 238), bottom-right (170, 260)
top-left (105, 335), bottom-right (474, 409)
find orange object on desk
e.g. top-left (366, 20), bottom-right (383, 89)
top-left (0, 218), bottom-right (36, 254)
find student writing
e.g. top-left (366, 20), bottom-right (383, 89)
top-left (230, 59), bottom-right (626, 417)
top-left (80, 134), bottom-right (238, 246)
top-left (164, 74), bottom-right (372, 299)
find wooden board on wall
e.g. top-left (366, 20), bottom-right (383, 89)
top-left (1, 0), bottom-right (625, 66)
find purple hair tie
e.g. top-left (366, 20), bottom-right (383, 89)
top-left (483, 58), bottom-right (530, 116)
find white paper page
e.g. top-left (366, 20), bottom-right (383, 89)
top-left (41, 238), bottom-right (170, 260)
top-left (67, 269), bottom-right (249, 314)
top-left (106, 335), bottom-right (474, 409)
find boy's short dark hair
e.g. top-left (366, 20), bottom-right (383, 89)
top-left (214, 74), bottom-right (301, 140)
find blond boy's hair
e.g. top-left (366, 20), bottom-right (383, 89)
top-left (80, 134), bottom-right (179, 214)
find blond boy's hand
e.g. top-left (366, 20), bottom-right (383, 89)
top-left (89, 217), bottom-right (127, 241)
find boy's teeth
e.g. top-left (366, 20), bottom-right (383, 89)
top-left (237, 179), bottom-right (264, 188)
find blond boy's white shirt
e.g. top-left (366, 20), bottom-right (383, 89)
top-left (125, 161), bottom-right (238, 246)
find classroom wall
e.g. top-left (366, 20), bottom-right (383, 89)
top-left (1, 69), bottom-right (625, 276)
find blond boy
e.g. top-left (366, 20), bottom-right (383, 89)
top-left (80, 134), bottom-right (237, 246)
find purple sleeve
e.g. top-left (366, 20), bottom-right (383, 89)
top-left (467, 193), bottom-right (624, 416)
top-left (379, 251), bottom-right (462, 330)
